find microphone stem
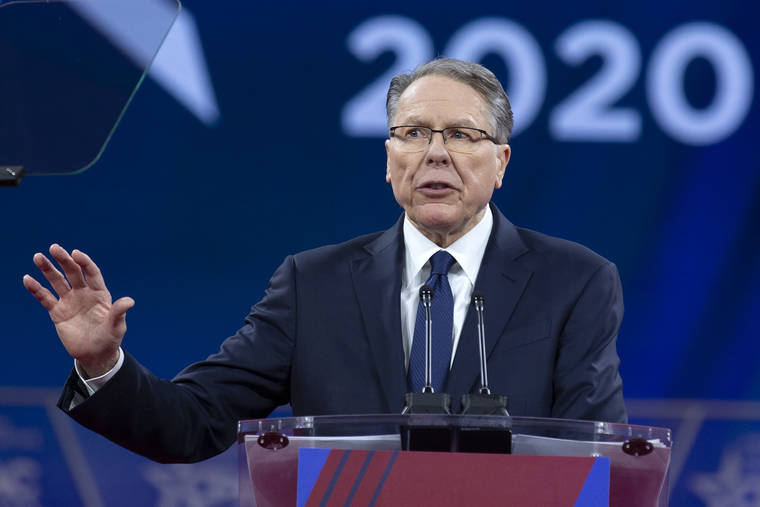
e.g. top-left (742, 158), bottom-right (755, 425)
top-left (475, 298), bottom-right (490, 395)
top-left (423, 293), bottom-right (433, 393)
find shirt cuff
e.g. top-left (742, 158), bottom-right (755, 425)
top-left (74, 348), bottom-right (124, 396)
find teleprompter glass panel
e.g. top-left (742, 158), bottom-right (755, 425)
top-left (0, 0), bottom-right (180, 176)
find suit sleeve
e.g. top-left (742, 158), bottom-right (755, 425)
top-left (551, 261), bottom-right (627, 423)
top-left (57, 256), bottom-right (298, 463)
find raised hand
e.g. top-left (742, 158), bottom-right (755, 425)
top-left (23, 244), bottom-right (134, 378)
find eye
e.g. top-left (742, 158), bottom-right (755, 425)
top-left (406, 128), bottom-right (424, 138)
top-left (446, 128), bottom-right (477, 141)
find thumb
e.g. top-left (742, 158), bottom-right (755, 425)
top-left (109, 297), bottom-right (135, 336)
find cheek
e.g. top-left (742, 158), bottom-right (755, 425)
top-left (461, 168), bottom-right (499, 199)
top-left (387, 167), bottom-right (407, 198)
top-left (389, 160), bottom-right (415, 185)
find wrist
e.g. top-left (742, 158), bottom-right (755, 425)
top-left (77, 350), bottom-right (120, 379)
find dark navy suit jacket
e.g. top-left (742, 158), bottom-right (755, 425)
top-left (59, 205), bottom-right (626, 463)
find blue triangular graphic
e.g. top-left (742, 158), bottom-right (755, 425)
top-left (297, 448), bottom-right (332, 507)
top-left (574, 457), bottom-right (610, 506)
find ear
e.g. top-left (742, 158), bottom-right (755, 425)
top-left (385, 139), bottom-right (392, 183)
top-left (494, 144), bottom-right (511, 189)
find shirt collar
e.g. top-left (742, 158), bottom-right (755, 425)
top-left (402, 206), bottom-right (493, 287)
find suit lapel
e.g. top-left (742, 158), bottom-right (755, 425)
top-left (350, 216), bottom-right (407, 413)
top-left (447, 206), bottom-right (533, 405)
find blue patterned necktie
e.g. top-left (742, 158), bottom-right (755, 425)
top-left (408, 250), bottom-right (456, 393)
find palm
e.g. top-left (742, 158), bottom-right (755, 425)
top-left (51, 286), bottom-right (117, 359)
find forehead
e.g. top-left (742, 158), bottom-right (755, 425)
top-left (394, 75), bottom-right (490, 128)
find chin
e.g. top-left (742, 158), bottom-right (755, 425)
top-left (411, 207), bottom-right (463, 234)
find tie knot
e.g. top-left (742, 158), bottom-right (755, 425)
top-left (429, 250), bottom-right (456, 275)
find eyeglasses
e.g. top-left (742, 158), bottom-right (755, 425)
top-left (389, 125), bottom-right (499, 154)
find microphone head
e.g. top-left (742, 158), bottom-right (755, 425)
top-left (472, 292), bottom-right (485, 304)
top-left (419, 284), bottom-right (433, 298)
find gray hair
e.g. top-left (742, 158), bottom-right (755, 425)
top-left (386, 58), bottom-right (513, 144)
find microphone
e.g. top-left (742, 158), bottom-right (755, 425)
top-left (402, 284), bottom-right (451, 415)
top-left (420, 284), bottom-right (434, 394)
top-left (401, 285), bottom-right (452, 452)
top-left (458, 293), bottom-right (512, 454)
top-left (473, 293), bottom-right (490, 394)
top-left (460, 293), bottom-right (509, 416)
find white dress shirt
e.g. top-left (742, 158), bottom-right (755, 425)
top-left (400, 206), bottom-right (493, 369)
top-left (75, 347), bottom-right (124, 395)
top-left (79, 206), bottom-right (494, 393)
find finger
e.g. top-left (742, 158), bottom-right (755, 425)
top-left (109, 297), bottom-right (135, 336)
top-left (23, 274), bottom-right (59, 311)
top-left (49, 244), bottom-right (87, 289)
top-left (71, 249), bottom-right (107, 291)
top-left (33, 252), bottom-right (71, 297)
top-left (110, 297), bottom-right (135, 319)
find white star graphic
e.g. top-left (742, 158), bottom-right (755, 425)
top-left (143, 462), bottom-right (237, 507)
top-left (0, 457), bottom-right (42, 507)
top-left (689, 433), bottom-right (760, 506)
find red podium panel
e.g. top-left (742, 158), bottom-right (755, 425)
top-left (298, 449), bottom-right (609, 507)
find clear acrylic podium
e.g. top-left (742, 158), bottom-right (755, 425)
top-left (238, 414), bottom-right (671, 506)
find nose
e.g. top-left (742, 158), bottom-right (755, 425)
top-left (426, 131), bottom-right (451, 166)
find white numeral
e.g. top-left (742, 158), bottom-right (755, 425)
top-left (647, 22), bottom-right (754, 146)
top-left (341, 16), bottom-right (433, 137)
top-left (444, 18), bottom-right (545, 137)
top-left (551, 20), bottom-right (641, 142)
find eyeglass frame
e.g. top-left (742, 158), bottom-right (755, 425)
top-left (388, 125), bottom-right (501, 152)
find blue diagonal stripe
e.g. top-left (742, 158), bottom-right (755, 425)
top-left (368, 451), bottom-right (399, 507)
top-left (344, 450), bottom-right (375, 507)
top-left (319, 450), bottom-right (351, 507)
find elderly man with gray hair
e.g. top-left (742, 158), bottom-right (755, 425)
top-left (24, 58), bottom-right (626, 463)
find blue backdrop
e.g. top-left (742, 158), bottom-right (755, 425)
top-left (1, 1), bottom-right (759, 505)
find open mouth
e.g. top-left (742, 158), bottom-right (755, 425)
top-left (418, 182), bottom-right (454, 196)
top-left (420, 182), bottom-right (452, 190)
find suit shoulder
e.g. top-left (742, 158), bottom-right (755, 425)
top-left (515, 226), bottom-right (614, 274)
top-left (291, 230), bottom-right (386, 268)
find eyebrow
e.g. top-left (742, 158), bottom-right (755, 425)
top-left (398, 116), bottom-right (478, 128)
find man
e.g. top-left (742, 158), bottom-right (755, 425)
top-left (23, 58), bottom-right (626, 464)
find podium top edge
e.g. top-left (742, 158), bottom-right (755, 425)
top-left (237, 414), bottom-right (671, 446)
